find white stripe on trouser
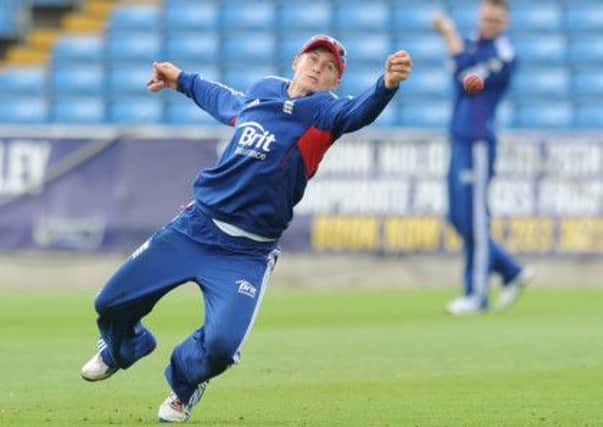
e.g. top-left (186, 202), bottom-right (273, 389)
top-left (472, 142), bottom-right (489, 300)
top-left (232, 249), bottom-right (279, 363)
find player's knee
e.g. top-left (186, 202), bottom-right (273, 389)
top-left (206, 333), bottom-right (237, 369)
top-left (94, 291), bottom-right (114, 315)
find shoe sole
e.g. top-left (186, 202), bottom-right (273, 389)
top-left (81, 367), bottom-right (118, 382)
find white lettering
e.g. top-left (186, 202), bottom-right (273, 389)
top-left (0, 140), bottom-right (51, 195)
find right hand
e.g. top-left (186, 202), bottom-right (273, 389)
top-left (147, 61), bottom-right (182, 92)
top-left (432, 12), bottom-right (456, 35)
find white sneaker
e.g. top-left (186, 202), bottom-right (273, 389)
top-left (445, 295), bottom-right (485, 315)
top-left (81, 339), bottom-right (118, 381)
top-left (495, 267), bottom-right (534, 310)
top-left (158, 382), bottom-right (207, 423)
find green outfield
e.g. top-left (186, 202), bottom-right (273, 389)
top-left (1, 286), bottom-right (602, 426)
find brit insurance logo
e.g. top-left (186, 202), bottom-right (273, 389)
top-left (236, 280), bottom-right (257, 299)
top-left (234, 121), bottom-right (276, 161)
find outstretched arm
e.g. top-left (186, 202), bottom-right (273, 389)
top-left (317, 50), bottom-right (412, 138)
top-left (147, 62), bottom-right (245, 126)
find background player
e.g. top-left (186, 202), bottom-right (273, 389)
top-left (433, 0), bottom-right (532, 315)
top-left (80, 35), bottom-right (412, 423)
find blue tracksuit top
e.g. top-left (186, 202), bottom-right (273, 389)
top-left (176, 72), bottom-right (398, 240)
top-left (449, 33), bottom-right (517, 142)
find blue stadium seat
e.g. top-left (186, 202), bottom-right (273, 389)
top-left (399, 101), bottom-right (450, 128)
top-left (572, 71), bottom-right (603, 99)
top-left (222, 66), bottom-right (277, 92)
top-left (373, 103), bottom-right (399, 127)
top-left (278, 31), bottom-right (317, 70)
top-left (565, 4), bottom-right (603, 32)
top-left (52, 35), bottom-right (104, 64)
top-left (338, 67), bottom-right (382, 96)
top-left (52, 97), bottom-right (105, 124)
top-left (510, 4), bottom-right (562, 33)
top-left (516, 102), bottom-right (573, 128)
top-left (0, 2), bottom-right (20, 38)
top-left (0, 67), bottom-right (46, 95)
top-left (575, 104), bottom-right (603, 129)
top-left (392, 1), bottom-right (444, 32)
top-left (108, 65), bottom-right (152, 95)
top-left (449, 6), bottom-right (477, 34)
top-left (164, 33), bottom-right (219, 64)
top-left (400, 67), bottom-right (450, 98)
top-left (278, 2), bottom-right (332, 31)
top-left (108, 97), bottom-right (163, 124)
top-left (165, 98), bottom-right (218, 125)
top-left (164, 2), bottom-right (219, 30)
top-left (223, 32), bottom-right (276, 63)
top-left (108, 6), bottom-right (160, 31)
top-left (514, 35), bottom-right (566, 66)
top-left (337, 33), bottom-right (391, 66)
top-left (496, 101), bottom-right (515, 128)
top-left (0, 96), bottom-right (48, 124)
top-left (51, 65), bottom-right (104, 96)
top-left (568, 37), bottom-right (603, 65)
top-left (221, 1), bottom-right (275, 30)
top-left (510, 67), bottom-right (569, 99)
top-left (107, 32), bottom-right (161, 62)
top-left (333, 1), bottom-right (389, 31)
top-left (396, 34), bottom-right (446, 65)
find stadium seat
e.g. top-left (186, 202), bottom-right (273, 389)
top-left (0, 67), bottom-right (46, 95)
top-left (222, 32), bottom-right (276, 63)
top-left (164, 33), bottom-right (219, 64)
top-left (164, 1), bottom-right (219, 31)
top-left (514, 34), bottom-right (566, 66)
top-left (107, 32), bottom-right (162, 62)
top-left (52, 97), bottom-right (106, 124)
top-left (165, 98), bottom-right (218, 126)
top-left (392, 1), bottom-right (444, 32)
top-left (449, 6), bottom-right (477, 34)
top-left (108, 6), bottom-right (160, 31)
top-left (337, 33), bottom-right (391, 66)
top-left (338, 67), bottom-right (382, 96)
top-left (395, 33), bottom-right (446, 65)
top-left (510, 67), bottom-right (569, 99)
top-left (222, 65), bottom-right (277, 91)
top-left (571, 70), bottom-right (603, 99)
top-left (373, 103), bottom-right (399, 127)
top-left (333, 1), bottom-right (389, 31)
top-left (509, 4), bottom-right (562, 33)
top-left (399, 101), bottom-right (451, 128)
top-left (278, 31), bottom-right (318, 70)
top-left (221, 1), bottom-right (275, 30)
top-left (516, 102), bottom-right (573, 128)
top-left (575, 103), bottom-right (603, 129)
top-left (565, 4), bottom-right (603, 32)
top-left (108, 97), bottom-right (163, 124)
top-left (52, 35), bottom-right (104, 64)
top-left (568, 37), bottom-right (603, 65)
top-left (51, 65), bottom-right (104, 96)
top-left (496, 101), bottom-right (515, 128)
top-left (108, 64), bottom-right (152, 95)
top-left (0, 1), bottom-right (21, 39)
top-left (278, 2), bottom-right (332, 31)
top-left (0, 96), bottom-right (48, 123)
top-left (400, 67), bottom-right (450, 98)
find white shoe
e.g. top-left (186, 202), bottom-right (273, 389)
top-left (445, 295), bottom-right (485, 315)
top-left (158, 382), bottom-right (207, 423)
top-left (495, 267), bottom-right (534, 310)
top-left (81, 339), bottom-right (118, 381)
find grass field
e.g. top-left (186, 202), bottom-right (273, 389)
top-left (1, 286), bottom-right (602, 426)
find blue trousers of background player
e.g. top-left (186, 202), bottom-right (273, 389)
top-left (447, 138), bottom-right (522, 306)
top-left (93, 206), bottom-right (278, 404)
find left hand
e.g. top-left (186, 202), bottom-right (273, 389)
top-left (384, 50), bottom-right (412, 89)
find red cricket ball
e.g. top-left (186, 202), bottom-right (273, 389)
top-left (463, 73), bottom-right (484, 94)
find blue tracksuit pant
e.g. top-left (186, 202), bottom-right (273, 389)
top-left (447, 139), bottom-right (522, 305)
top-left (94, 211), bottom-right (278, 404)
